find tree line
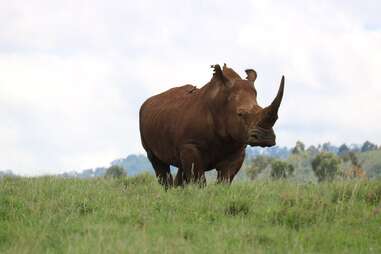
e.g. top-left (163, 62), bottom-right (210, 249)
top-left (245, 140), bottom-right (380, 182)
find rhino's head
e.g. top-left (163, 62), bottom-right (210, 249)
top-left (208, 64), bottom-right (284, 147)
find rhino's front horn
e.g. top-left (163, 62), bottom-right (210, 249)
top-left (259, 76), bottom-right (285, 127)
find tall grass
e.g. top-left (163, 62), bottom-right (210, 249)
top-left (1, 175), bottom-right (380, 253)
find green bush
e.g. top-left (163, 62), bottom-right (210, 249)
top-left (270, 160), bottom-right (294, 179)
top-left (311, 152), bottom-right (340, 182)
top-left (245, 156), bottom-right (274, 180)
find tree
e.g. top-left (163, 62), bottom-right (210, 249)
top-left (105, 165), bottom-right (126, 178)
top-left (338, 144), bottom-right (350, 156)
top-left (292, 141), bottom-right (305, 154)
top-left (245, 156), bottom-right (274, 180)
top-left (348, 152), bottom-right (360, 166)
top-left (341, 152), bottom-right (367, 179)
top-left (307, 145), bottom-right (319, 157)
top-left (270, 160), bottom-right (294, 179)
top-left (361, 141), bottom-right (378, 153)
top-left (321, 142), bottom-right (338, 153)
top-left (311, 152), bottom-right (340, 182)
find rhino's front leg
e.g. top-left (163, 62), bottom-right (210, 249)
top-left (216, 149), bottom-right (245, 184)
top-left (179, 144), bottom-right (206, 186)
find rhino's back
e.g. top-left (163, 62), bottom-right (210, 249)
top-left (139, 85), bottom-right (200, 164)
top-left (140, 84), bottom-right (198, 121)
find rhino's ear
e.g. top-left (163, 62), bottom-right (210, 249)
top-left (211, 64), bottom-right (232, 88)
top-left (245, 69), bottom-right (257, 85)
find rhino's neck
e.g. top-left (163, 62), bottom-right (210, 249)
top-left (198, 83), bottom-right (240, 146)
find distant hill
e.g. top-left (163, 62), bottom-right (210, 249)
top-left (0, 170), bottom-right (15, 178)
top-left (41, 155), bottom-right (153, 178)
top-left (111, 154), bottom-right (153, 176)
top-left (58, 167), bottom-right (108, 178)
top-left (245, 146), bottom-right (291, 159)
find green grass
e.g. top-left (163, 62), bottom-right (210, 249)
top-left (1, 175), bottom-right (381, 253)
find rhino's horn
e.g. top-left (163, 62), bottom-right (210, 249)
top-left (261, 76), bottom-right (285, 127)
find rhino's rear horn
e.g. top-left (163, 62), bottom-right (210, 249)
top-left (245, 69), bottom-right (257, 82)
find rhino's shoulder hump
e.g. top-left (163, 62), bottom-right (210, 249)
top-left (158, 84), bottom-right (199, 99)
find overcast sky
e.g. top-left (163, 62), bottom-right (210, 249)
top-left (1, 0), bottom-right (381, 175)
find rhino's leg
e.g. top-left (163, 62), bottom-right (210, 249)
top-left (147, 152), bottom-right (173, 189)
top-left (179, 144), bottom-right (206, 186)
top-left (174, 167), bottom-right (184, 187)
top-left (175, 168), bottom-right (206, 187)
top-left (175, 167), bottom-right (204, 187)
top-left (216, 149), bottom-right (245, 184)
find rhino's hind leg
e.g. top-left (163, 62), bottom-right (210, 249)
top-left (174, 167), bottom-right (184, 187)
top-left (147, 152), bottom-right (173, 189)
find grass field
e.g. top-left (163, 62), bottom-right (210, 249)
top-left (1, 175), bottom-right (381, 253)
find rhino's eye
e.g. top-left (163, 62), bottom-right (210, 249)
top-left (237, 110), bottom-right (249, 117)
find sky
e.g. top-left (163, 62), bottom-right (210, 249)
top-left (1, 0), bottom-right (381, 175)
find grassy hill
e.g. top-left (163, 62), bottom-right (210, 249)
top-left (1, 175), bottom-right (381, 253)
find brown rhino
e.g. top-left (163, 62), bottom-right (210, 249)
top-left (139, 64), bottom-right (284, 188)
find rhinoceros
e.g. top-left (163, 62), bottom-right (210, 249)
top-left (139, 64), bottom-right (284, 188)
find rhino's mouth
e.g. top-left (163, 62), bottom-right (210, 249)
top-left (247, 127), bottom-right (276, 147)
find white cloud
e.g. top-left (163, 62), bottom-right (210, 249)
top-left (0, 53), bottom-right (139, 174)
top-left (1, 0), bottom-right (381, 175)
